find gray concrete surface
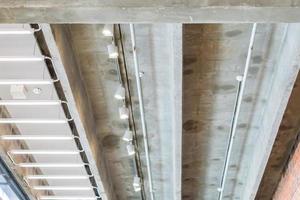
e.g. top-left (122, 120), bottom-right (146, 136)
top-left (1, 1), bottom-right (300, 22)
top-left (182, 24), bottom-right (300, 200)
top-left (46, 24), bottom-right (182, 200)
top-left (62, 24), bottom-right (141, 200)
top-left (43, 24), bottom-right (116, 200)
top-left (256, 73), bottom-right (300, 199)
top-left (47, 23), bottom-right (300, 200)
top-left (121, 24), bottom-right (182, 200)
top-left (241, 24), bottom-right (300, 200)
top-left (2, 22), bottom-right (298, 200)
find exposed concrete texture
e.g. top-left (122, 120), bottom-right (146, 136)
top-left (1, 1), bottom-right (300, 22)
top-left (256, 74), bottom-right (300, 199)
top-left (42, 25), bottom-right (116, 200)
top-left (47, 24), bottom-right (182, 200)
top-left (121, 24), bottom-right (182, 200)
top-left (182, 24), bottom-right (300, 200)
top-left (183, 24), bottom-right (252, 200)
top-left (62, 24), bottom-right (142, 200)
top-left (240, 24), bottom-right (300, 200)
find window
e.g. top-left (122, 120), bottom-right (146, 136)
top-left (0, 157), bottom-right (29, 200)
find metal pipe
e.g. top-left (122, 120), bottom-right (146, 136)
top-left (129, 24), bottom-right (154, 200)
top-left (218, 23), bottom-right (257, 200)
top-left (116, 24), bottom-right (146, 200)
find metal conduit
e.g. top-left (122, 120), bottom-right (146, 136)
top-left (218, 23), bottom-right (257, 200)
top-left (129, 24), bottom-right (155, 200)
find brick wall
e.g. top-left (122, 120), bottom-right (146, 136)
top-left (273, 140), bottom-right (300, 200)
top-left (0, 107), bottom-right (49, 197)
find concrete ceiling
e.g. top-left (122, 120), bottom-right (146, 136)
top-left (1, 1), bottom-right (300, 22)
top-left (120, 24), bottom-right (182, 200)
top-left (49, 23), bottom-right (300, 200)
top-left (47, 24), bottom-right (182, 200)
top-left (182, 24), bottom-right (251, 200)
top-left (182, 23), bottom-right (300, 200)
top-left (61, 24), bottom-right (142, 200)
top-left (0, 22), bottom-right (300, 200)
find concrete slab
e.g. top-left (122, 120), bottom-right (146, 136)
top-left (121, 24), bottom-right (182, 200)
top-left (47, 24), bottom-right (182, 200)
top-left (182, 23), bottom-right (300, 200)
top-left (1, 1), bottom-right (300, 22)
top-left (255, 74), bottom-right (300, 199)
top-left (43, 24), bottom-right (117, 200)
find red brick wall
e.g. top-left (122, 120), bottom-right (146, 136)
top-left (273, 141), bottom-right (300, 200)
top-left (0, 107), bottom-right (49, 197)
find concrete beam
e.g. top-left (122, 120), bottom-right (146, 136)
top-left (171, 24), bottom-right (183, 200)
top-left (41, 24), bottom-right (117, 200)
top-left (121, 24), bottom-right (182, 200)
top-left (256, 66), bottom-right (300, 199)
top-left (1, 1), bottom-right (300, 22)
top-left (242, 24), bottom-right (300, 199)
